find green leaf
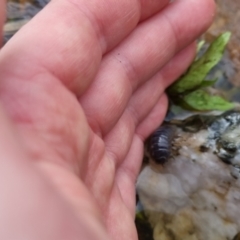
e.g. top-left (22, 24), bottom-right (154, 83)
top-left (198, 79), bottom-right (217, 88)
top-left (168, 32), bottom-right (231, 95)
top-left (182, 89), bottom-right (234, 111)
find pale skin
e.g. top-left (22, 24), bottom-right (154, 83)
top-left (0, 0), bottom-right (215, 239)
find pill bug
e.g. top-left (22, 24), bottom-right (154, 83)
top-left (147, 125), bottom-right (175, 164)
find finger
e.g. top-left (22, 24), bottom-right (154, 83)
top-left (0, 0), bottom-right (169, 95)
top-left (0, 0), bottom-right (6, 46)
top-left (116, 135), bottom-right (144, 215)
top-left (105, 183), bottom-right (138, 240)
top-left (114, 96), bottom-right (168, 218)
top-left (140, 0), bottom-right (169, 21)
top-left (136, 94), bottom-right (168, 139)
top-left (79, 0), bottom-right (215, 136)
top-left (113, 95), bottom-right (168, 216)
top-left (103, 43), bottom-right (196, 167)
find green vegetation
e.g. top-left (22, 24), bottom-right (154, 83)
top-left (182, 89), bottom-right (234, 111)
top-left (168, 32), bottom-right (233, 111)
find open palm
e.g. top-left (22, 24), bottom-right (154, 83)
top-left (0, 0), bottom-right (215, 239)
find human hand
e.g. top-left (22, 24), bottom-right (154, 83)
top-left (0, 0), bottom-right (215, 239)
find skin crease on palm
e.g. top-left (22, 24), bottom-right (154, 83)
top-left (0, 0), bottom-right (215, 239)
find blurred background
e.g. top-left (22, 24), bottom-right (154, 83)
top-left (3, 0), bottom-right (49, 42)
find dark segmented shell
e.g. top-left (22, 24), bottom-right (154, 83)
top-left (148, 125), bottom-right (175, 164)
